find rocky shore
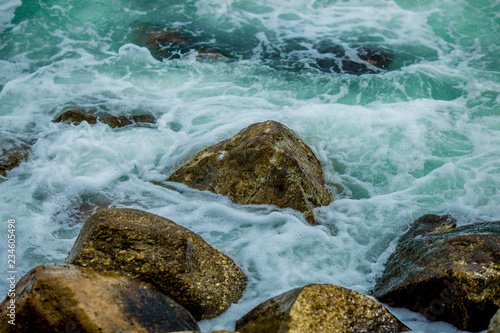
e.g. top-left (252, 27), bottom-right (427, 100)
top-left (1, 117), bottom-right (499, 332)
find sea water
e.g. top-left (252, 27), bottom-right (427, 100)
top-left (0, 0), bottom-right (499, 331)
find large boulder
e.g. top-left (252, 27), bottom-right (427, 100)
top-left (373, 214), bottom-right (500, 332)
top-left (235, 284), bottom-right (409, 333)
top-left (0, 146), bottom-right (29, 177)
top-left (66, 208), bottom-right (247, 320)
top-left (0, 264), bottom-right (200, 333)
top-left (168, 120), bottom-right (332, 225)
top-left (54, 107), bottom-right (156, 128)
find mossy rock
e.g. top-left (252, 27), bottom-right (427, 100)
top-left (66, 208), bottom-right (247, 320)
top-left (0, 264), bottom-right (200, 332)
top-left (236, 284), bottom-right (410, 333)
top-left (373, 214), bottom-right (500, 331)
top-left (168, 120), bottom-right (333, 225)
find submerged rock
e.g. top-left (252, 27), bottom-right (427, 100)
top-left (0, 145), bottom-right (30, 177)
top-left (137, 27), bottom-right (237, 62)
top-left (0, 264), bottom-right (200, 333)
top-left (167, 120), bottom-right (332, 225)
top-left (373, 214), bottom-right (500, 332)
top-left (66, 208), bottom-right (247, 320)
top-left (236, 283), bottom-right (410, 333)
top-left (54, 107), bottom-right (156, 128)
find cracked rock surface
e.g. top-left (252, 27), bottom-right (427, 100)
top-left (168, 120), bottom-right (333, 225)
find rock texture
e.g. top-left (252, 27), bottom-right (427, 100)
top-left (488, 309), bottom-right (500, 333)
top-left (168, 120), bottom-right (332, 225)
top-left (236, 284), bottom-right (410, 333)
top-left (66, 208), bottom-right (247, 320)
top-left (0, 146), bottom-right (29, 177)
top-left (373, 214), bottom-right (500, 332)
top-left (54, 107), bottom-right (155, 128)
top-left (0, 264), bottom-right (200, 333)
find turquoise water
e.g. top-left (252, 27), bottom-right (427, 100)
top-left (1, 0), bottom-right (499, 331)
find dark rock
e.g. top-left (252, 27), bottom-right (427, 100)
top-left (66, 208), bottom-right (247, 320)
top-left (0, 264), bottom-right (200, 333)
top-left (140, 28), bottom-right (193, 60)
top-left (357, 46), bottom-right (393, 70)
top-left (373, 214), bottom-right (500, 332)
top-left (54, 107), bottom-right (156, 128)
top-left (313, 41), bottom-right (393, 74)
top-left (167, 120), bottom-right (333, 225)
top-left (488, 309), bottom-right (500, 333)
top-left (195, 47), bottom-right (238, 63)
top-left (236, 284), bottom-right (410, 333)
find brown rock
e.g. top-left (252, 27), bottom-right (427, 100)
top-left (0, 264), bottom-right (200, 333)
top-left (0, 146), bottom-right (29, 177)
top-left (66, 208), bottom-right (247, 320)
top-left (143, 29), bottom-right (192, 49)
top-left (54, 107), bottom-right (155, 128)
top-left (373, 214), bottom-right (500, 332)
top-left (168, 120), bottom-right (332, 225)
top-left (236, 284), bottom-right (410, 333)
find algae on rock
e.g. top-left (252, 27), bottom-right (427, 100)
top-left (168, 120), bottom-right (333, 225)
top-left (0, 264), bottom-right (200, 333)
top-left (66, 208), bottom-right (247, 320)
top-left (236, 283), bottom-right (409, 333)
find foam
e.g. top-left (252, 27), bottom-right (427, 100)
top-left (1, 1), bottom-right (500, 332)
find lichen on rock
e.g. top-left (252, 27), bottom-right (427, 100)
top-left (373, 214), bottom-right (500, 332)
top-left (66, 208), bottom-right (247, 320)
top-left (167, 120), bottom-right (333, 225)
top-left (236, 283), bottom-right (410, 333)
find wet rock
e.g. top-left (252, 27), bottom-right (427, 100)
top-left (136, 27), bottom-right (237, 62)
top-left (0, 264), bottom-right (200, 333)
top-left (66, 208), bottom-right (247, 320)
top-left (373, 214), bottom-right (500, 332)
top-left (0, 145), bottom-right (30, 177)
top-left (54, 107), bottom-right (156, 128)
top-left (313, 41), bottom-right (393, 74)
top-left (167, 120), bottom-right (332, 225)
top-left (236, 284), bottom-right (410, 333)
top-left (488, 309), bottom-right (500, 333)
top-left (173, 331), bottom-right (237, 333)
top-left (140, 28), bottom-right (193, 60)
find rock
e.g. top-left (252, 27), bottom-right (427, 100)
top-left (66, 208), bottom-right (247, 320)
top-left (173, 331), bottom-right (237, 333)
top-left (168, 121), bottom-right (332, 225)
top-left (54, 107), bottom-right (156, 128)
top-left (0, 145), bottom-right (29, 177)
top-left (313, 41), bottom-right (393, 74)
top-left (0, 264), bottom-right (200, 333)
top-left (373, 214), bottom-right (500, 332)
top-left (488, 309), bottom-right (500, 333)
top-left (140, 28), bottom-right (193, 60)
top-left (235, 284), bottom-right (410, 333)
